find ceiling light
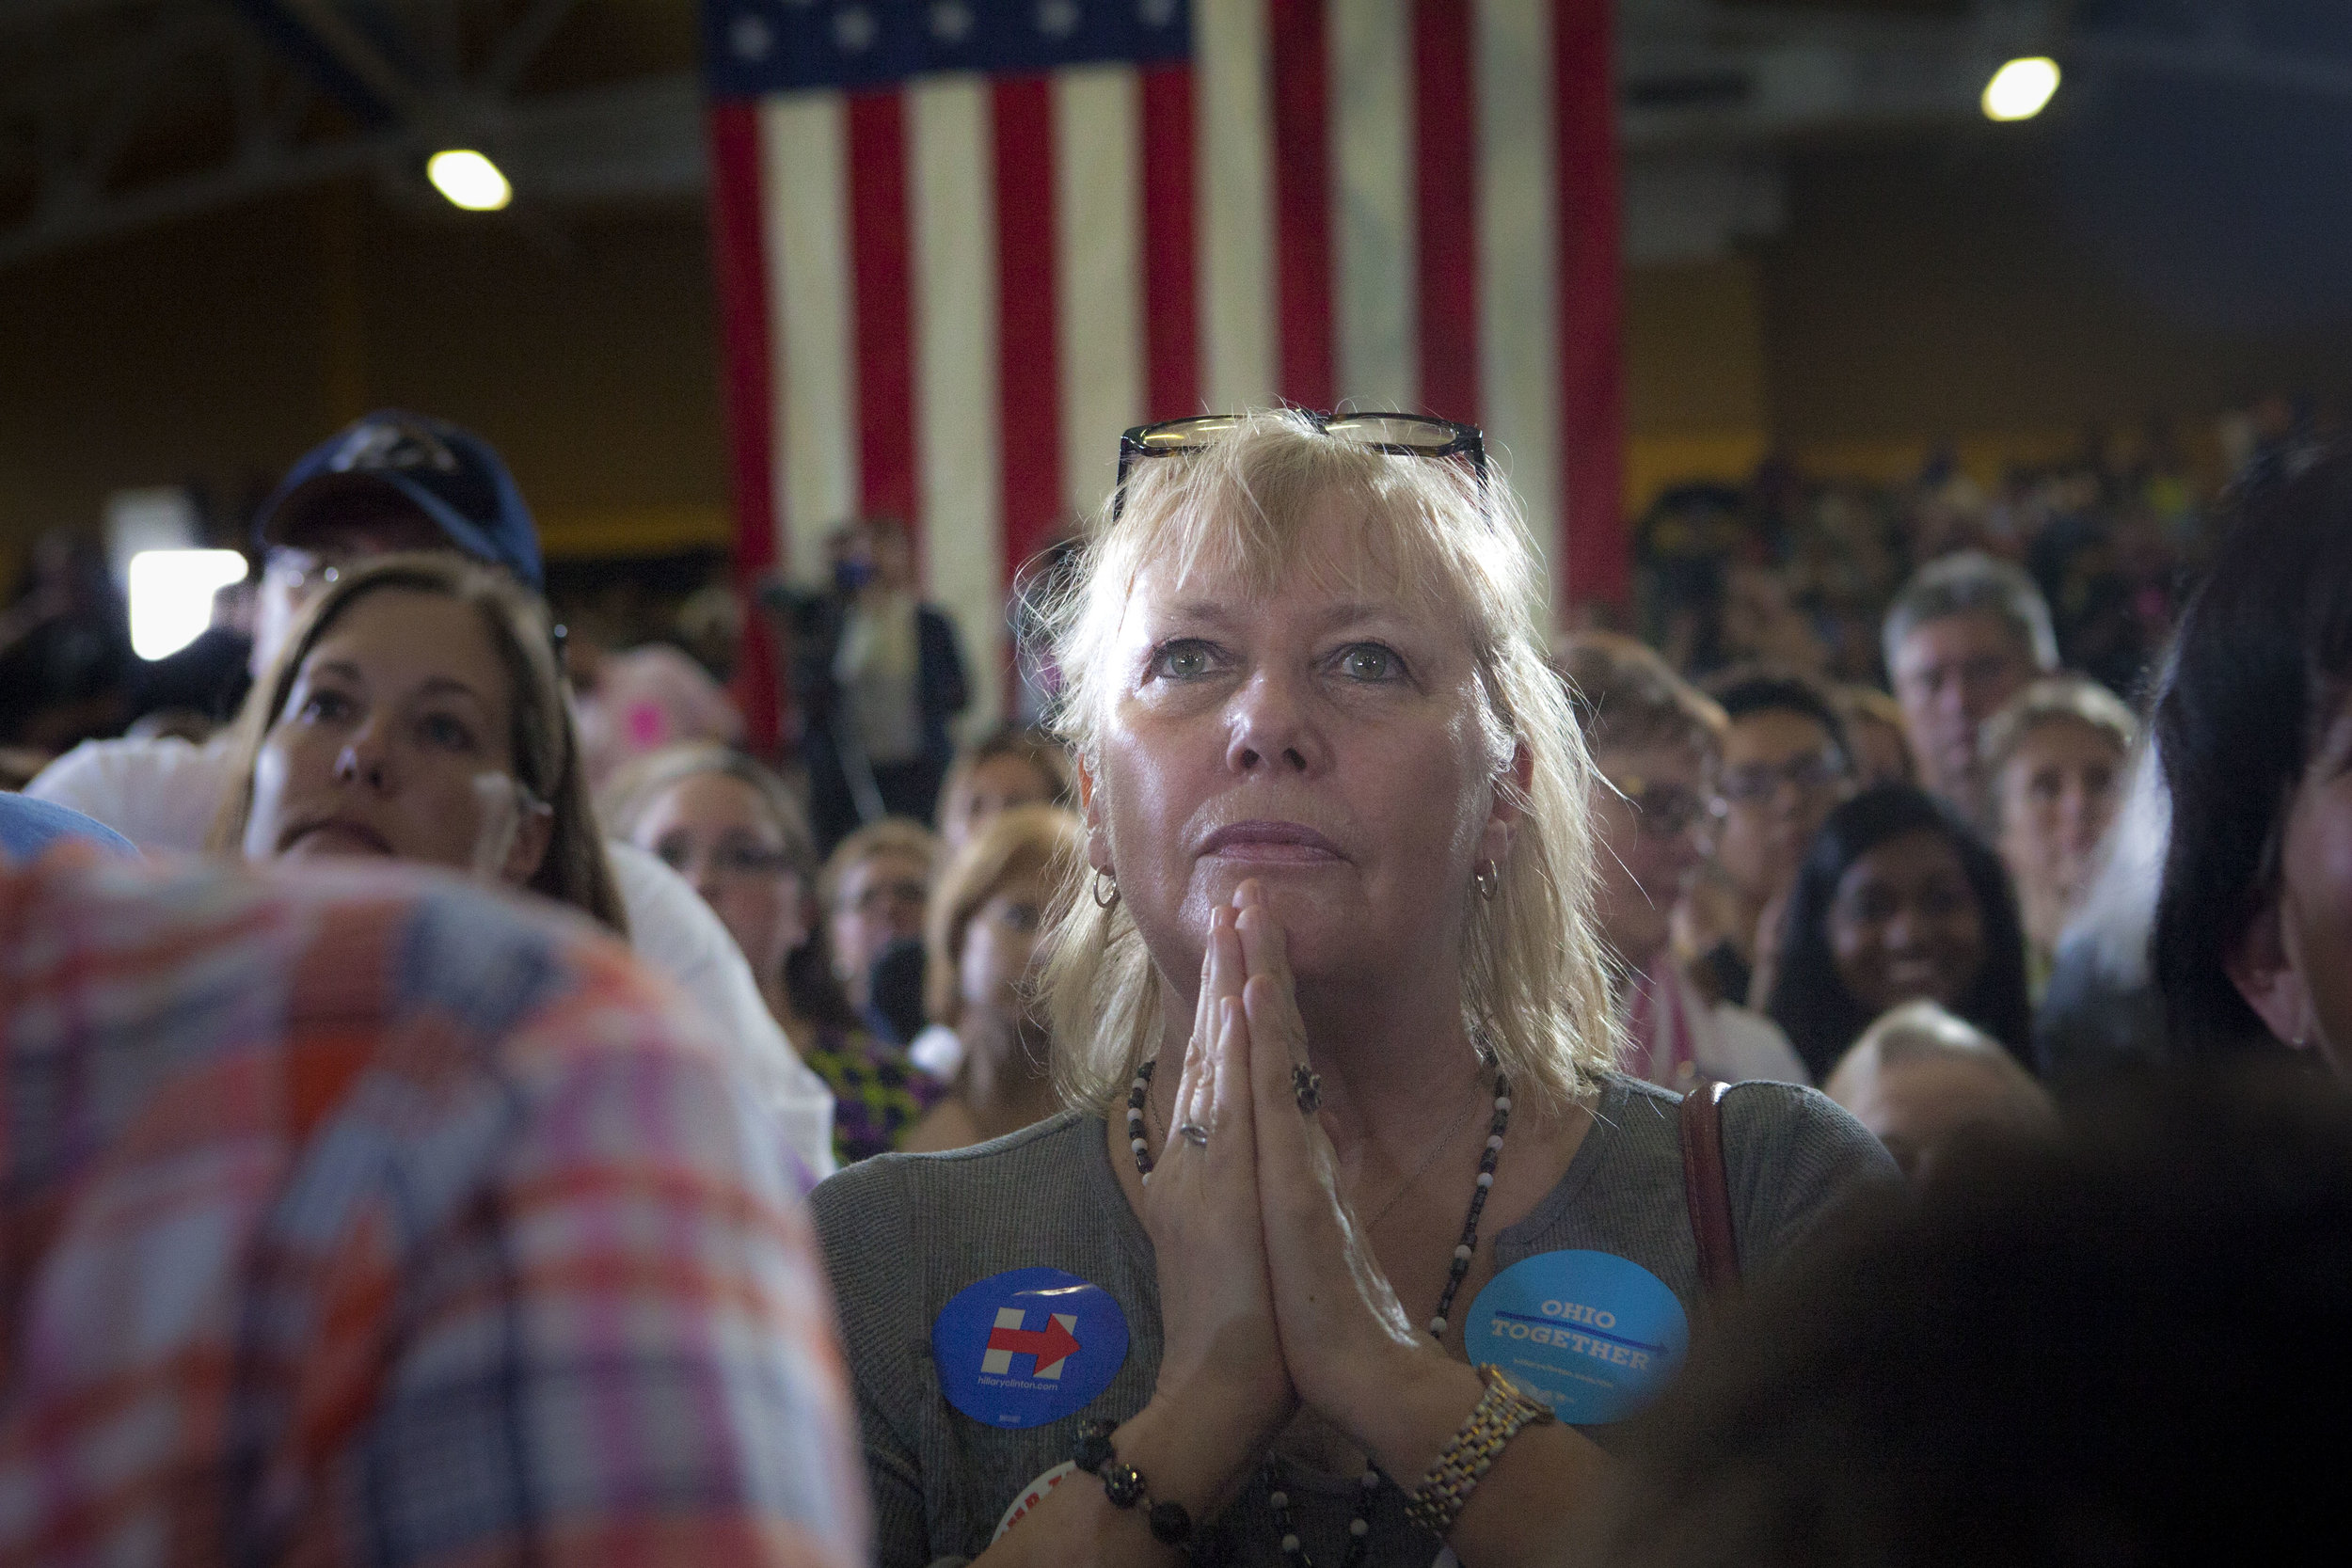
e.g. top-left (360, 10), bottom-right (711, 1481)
top-left (427, 149), bottom-right (512, 211)
top-left (1982, 56), bottom-right (2060, 122)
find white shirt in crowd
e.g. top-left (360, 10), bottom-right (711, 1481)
top-left (1622, 952), bottom-right (1811, 1092)
top-left (26, 734), bottom-right (839, 1181)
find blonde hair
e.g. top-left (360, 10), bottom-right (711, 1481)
top-left (1036, 407), bottom-right (1620, 1115)
top-left (926, 803), bottom-right (1085, 1028)
top-left (212, 552), bottom-right (627, 935)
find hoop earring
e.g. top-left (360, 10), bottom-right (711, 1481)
top-left (1473, 861), bottom-right (1501, 902)
top-left (1092, 867), bottom-right (1120, 910)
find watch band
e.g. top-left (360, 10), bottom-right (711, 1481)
top-left (1401, 1364), bottom-right (1557, 1538)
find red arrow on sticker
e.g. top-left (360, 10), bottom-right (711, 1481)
top-left (987, 1313), bottom-right (1082, 1378)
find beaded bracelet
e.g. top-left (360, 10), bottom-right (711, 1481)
top-left (1075, 1418), bottom-right (1195, 1550)
top-left (1400, 1365), bottom-right (1556, 1538)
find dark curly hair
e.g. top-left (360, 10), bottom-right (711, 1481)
top-left (1767, 784), bottom-right (2032, 1079)
top-left (2153, 451), bottom-right (2352, 1056)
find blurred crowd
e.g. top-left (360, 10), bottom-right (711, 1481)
top-left (4, 399), bottom-right (2333, 1147)
top-left (0, 404), bottom-right (2324, 1166)
top-left (2, 398), bottom-right (2347, 1566)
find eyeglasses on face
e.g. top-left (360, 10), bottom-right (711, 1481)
top-left (657, 836), bottom-right (797, 882)
top-left (1716, 752), bottom-right (1851, 807)
top-left (844, 877), bottom-right (930, 918)
top-left (264, 546), bottom-right (354, 594)
top-left (1111, 412), bottom-right (1488, 522)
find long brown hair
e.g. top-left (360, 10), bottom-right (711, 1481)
top-left (211, 552), bottom-right (628, 935)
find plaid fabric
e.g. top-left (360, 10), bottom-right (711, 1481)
top-left (0, 847), bottom-right (868, 1568)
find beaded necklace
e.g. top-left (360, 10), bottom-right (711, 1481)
top-left (1125, 1055), bottom-right (1514, 1564)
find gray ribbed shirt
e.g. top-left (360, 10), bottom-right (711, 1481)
top-left (812, 1072), bottom-right (1893, 1567)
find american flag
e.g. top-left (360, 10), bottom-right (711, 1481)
top-left (703, 0), bottom-right (1623, 747)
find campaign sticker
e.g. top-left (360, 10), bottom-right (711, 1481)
top-left (932, 1266), bottom-right (1130, 1429)
top-left (993, 1461), bottom-right (1078, 1542)
top-left (1463, 1250), bottom-right (1688, 1424)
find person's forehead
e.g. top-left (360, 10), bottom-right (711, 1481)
top-left (1901, 609), bottom-right (2028, 664)
top-left (653, 769), bottom-right (775, 829)
top-left (2007, 716), bottom-right (2123, 769)
top-left (1724, 706), bottom-right (1834, 758)
top-left (1126, 496), bottom-right (1462, 629)
top-left (848, 848), bottom-right (930, 885)
top-left (1881, 1055), bottom-right (2025, 1119)
top-left (1847, 829), bottom-right (1968, 885)
top-left (305, 591), bottom-right (503, 693)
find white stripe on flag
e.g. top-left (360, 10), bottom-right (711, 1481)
top-left (761, 93), bottom-right (858, 586)
top-left (1055, 65), bottom-right (1146, 520)
top-left (1475, 0), bottom-right (1562, 622)
top-left (1331, 0), bottom-right (1416, 410)
top-left (1197, 0), bottom-right (1277, 412)
top-left (911, 74), bottom-right (1006, 734)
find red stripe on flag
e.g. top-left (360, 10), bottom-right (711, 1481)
top-left (848, 90), bottom-right (918, 529)
top-left (1554, 0), bottom-right (1626, 605)
top-left (1269, 0), bottom-right (1333, 410)
top-left (1140, 63), bottom-right (1200, 422)
top-left (705, 102), bottom-right (782, 756)
top-left (1414, 0), bottom-right (1479, 427)
top-left (994, 76), bottom-right (1062, 586)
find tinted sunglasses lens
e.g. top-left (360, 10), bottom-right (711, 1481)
top-left (1324, 415), bottom-right (1462, 451)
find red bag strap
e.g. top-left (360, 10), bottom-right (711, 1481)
top-left (1678, 1079), bottom-right (1741, 1297)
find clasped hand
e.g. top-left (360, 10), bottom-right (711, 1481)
top-left (1138, 879), bottom-right (1436, 1500)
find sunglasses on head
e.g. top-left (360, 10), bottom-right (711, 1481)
top-left (1112, 412), bottom-right (1488, 522)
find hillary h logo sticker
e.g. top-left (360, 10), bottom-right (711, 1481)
top-left (934, 1266), bottom-right (1129, 1428)
top-left (982, 1307), bottom-right (1082, 1379)
top-left (1464, 1250), bottom-right (1689, 1424)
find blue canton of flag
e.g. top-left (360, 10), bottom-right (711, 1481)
top-left (705, 0), bottom-right (1193, 98)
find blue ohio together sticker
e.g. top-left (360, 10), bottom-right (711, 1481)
top-left (932, 1266), bottom-right (1131, 1429)
top-left (1465, 1250), bottom-right (1689, 1423)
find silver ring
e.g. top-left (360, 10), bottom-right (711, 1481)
top-left (1177, 1121), bottom-right (1210, 1148)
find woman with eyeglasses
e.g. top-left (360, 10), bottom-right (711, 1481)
top-left (1555, 634), bottom-right (1808, 1090)
top-left (810, 410), bottom-right (1889, 1568)
top-left (1767, 784), bottom-right (2034, 1081)
top-left (1680, 669), bottom-right (1857, 1013)
top-left (603, 746), bottom-right (943, 1165)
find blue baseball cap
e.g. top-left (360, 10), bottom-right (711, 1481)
top-left (256, 410), bottom-right (544, 591)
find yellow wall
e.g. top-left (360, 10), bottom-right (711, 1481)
top-left (0, 180), bottom-right (730, 567)
top-left (1623, 257), bottom-right (1770, 509)
top-left (1616, 129), bottom-right (2317, 515)
top-left (8, 122), bottom-right (2348, 580)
